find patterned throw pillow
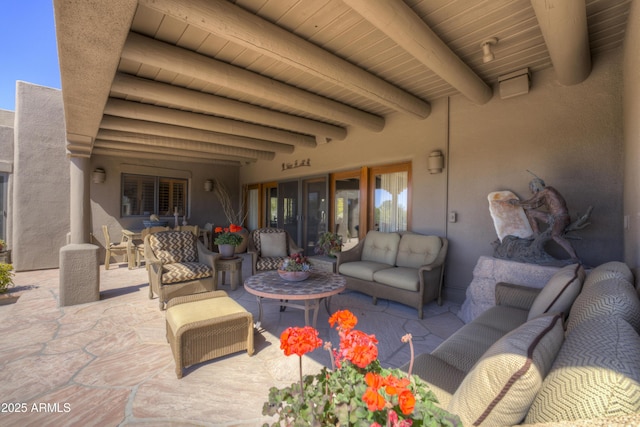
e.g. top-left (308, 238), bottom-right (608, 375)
top-left (525, 317), bottom-right (640, 424)
top-left (447, 313), bottom-right (564, 426)
top-left (149, 231), bottom-right (198, 264)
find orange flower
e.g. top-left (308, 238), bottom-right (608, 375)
top-left (384, 374), bottom-right (410, 396)
top-left (341, 329), bottom-right (378, 368)
top-left (229, 224), bottom-right (241, 232)
top-left (280, 326), bottom-right (322, 357)
top-left (329, 309), bottom-right (358, 332)
top-left (397, 389), bottom-right (416, 415)
top-left (214, 226), bottom-right (223, 233)
top-left (365, 372), bottom-right (384, 389)
top-left (362, 387), bottom-right (386, 412)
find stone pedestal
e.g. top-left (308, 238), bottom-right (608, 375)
top-left (458, 256), bottom-right (561, 323)
top-left (59, 244), bottom-right (100, 307)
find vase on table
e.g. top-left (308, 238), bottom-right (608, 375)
top-left (277, 270), bottom-right (311, 282)
top-left (218, 244), bottom-right (236, 258)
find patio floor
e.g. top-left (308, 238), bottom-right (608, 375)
top-left (0, 254), bottom-right (464, 426)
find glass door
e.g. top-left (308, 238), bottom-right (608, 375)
top-left (302, 177), bottom-right (328, 256)
top-left (278, 180), bottom-right (299, 243)
top-left (332, 171), bottom-right (362, 251)
top-left (0, 173), bottom-right (6, 242)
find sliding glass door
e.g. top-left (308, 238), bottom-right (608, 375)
top-left (302, 177), bottom-right (328, 256)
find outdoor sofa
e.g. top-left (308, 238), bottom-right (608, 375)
top-left (336, 230), bottom-right (448, 318)
top-left (402, 261), bottom-right (640, 426)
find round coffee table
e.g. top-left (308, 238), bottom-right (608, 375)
top-left (244, 271), bottom-right (346, 328)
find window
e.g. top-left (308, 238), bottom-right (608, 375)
top-left (369, 162), bottom-right (411, 232)
top-left (122, 174), bottom-right (188, 217)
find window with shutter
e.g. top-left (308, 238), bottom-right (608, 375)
top-left (122, 174), bottom-right (188, 217)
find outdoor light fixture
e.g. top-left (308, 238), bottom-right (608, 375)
top-left (480, 37), bottom-right (498, 63)
top-left (428, 150), bottom-right (444, 174)
top-left (92, 168), bottom-right (106, 184)
top-left (204, 179), bottom-right (214, 192)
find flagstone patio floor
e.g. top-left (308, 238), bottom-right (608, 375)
top-left (0, 254), bottom-right (464, 426)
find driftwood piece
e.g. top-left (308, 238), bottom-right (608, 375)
top-left (492, 206), bottom-right (593, 266)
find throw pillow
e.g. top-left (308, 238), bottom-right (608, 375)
top-left (259, 232), bottom-right (288, 258)
top-left (525, 317), bottom-right (640, 424)
top-left (583, 261), bottom-right (634, 291)
top-left (447, 313), bottom-right (564, 426)
top-left (527, 263), bottom-right (585, 320)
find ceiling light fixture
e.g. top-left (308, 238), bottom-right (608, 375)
top-left (480, 37), bottom-right (498, 63)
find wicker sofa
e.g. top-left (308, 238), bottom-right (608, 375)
top-left (336, 231), bottom-right (448, 318)
top-left (403, 261), bottom-right (640, 426)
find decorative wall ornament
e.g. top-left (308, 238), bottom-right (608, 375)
top-left (282, 158), bottom-right (311, 171)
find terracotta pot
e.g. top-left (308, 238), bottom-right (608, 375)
top-left (277, 270), bottom-right (311, 282)
top-left (234, 228), bottom-right (250, 253)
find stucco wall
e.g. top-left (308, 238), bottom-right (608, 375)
top-left (89, 154), bottom-right (240, 254)
top-left (240, 49), bottom-right (624, 303)
top-left (623, 0), bottom-right (640, 269)
top-left (12, 82), bottom-right (69, 271)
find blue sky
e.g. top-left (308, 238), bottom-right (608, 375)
top-left (1, 0), bottom-right (60, 111)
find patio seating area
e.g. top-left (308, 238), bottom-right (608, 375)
top-left (0, 255), bottom-right (463, 426)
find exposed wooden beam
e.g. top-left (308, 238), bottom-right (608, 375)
top-left (123, 33), bottom-right (385, 132)
top-left (96, 129), bottom-right (274, 160)
top-left (91, 146), bottom-right (242, 166)
top-left (99, 116), bottom-right (295, 154)
top-left (341, 0), bottom-right (492, 105)
top-left (104, 99), bottom-right (317, 148)
top-left (111, 73), bottom-right (347, 141)
top-left (137, 0), bottom-right (431, 119)
top-left (531, 0), bottom-right (591, 85)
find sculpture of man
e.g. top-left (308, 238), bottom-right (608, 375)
top-left (507, 177), bottom-right (579, 261)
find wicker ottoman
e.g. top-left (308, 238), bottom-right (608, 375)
top-left (165, 291), bottom-right (254, 378)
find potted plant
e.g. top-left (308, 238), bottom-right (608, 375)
top-left (315, 231), bottom-right (343, 257)
top-left (0, 239), bottom-right (5, 252)
top-left (0, 263), bottom-right (17, 305)
top-left (278, 253), bottom-right (312, 281)
top-left (214, 224), bottom-right (244, 258)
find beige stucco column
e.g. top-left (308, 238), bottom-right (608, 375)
top-left (59, 154), bottom-right (100, 306)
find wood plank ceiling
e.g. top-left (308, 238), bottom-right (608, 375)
top-left (56, 0), bottom-right (631, 165)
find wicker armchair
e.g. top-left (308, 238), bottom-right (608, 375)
top-left (145, 230), bottom-right (219, 310)
top-left (247, 227), bottom-right (303, 275)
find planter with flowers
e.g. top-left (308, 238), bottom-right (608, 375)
top-left (315, 231), bottom-right (343, 257)
top-left (278, 253), bottom-right (312, 281)
top-left (263, 309), bottom-right (459, 426)
top-left (214, 224), bottom-right (244, 258)
top-left (0, 263), bottom-right (17, 305)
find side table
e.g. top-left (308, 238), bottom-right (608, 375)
top-left (216, 257), bottom-right (243, 290)
top-left (309, 255), bottom-right (337, 273)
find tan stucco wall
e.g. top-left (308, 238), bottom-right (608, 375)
top-left (623, 0), bottom-right (640, 269)
top-left (0, 109), bottom-right (14, 128)
top-left (12, 82), bottom-right (69, 271)
top-left (240, 49), bottom-right (624, 302)
top-left (89, 155), bottom-right (240, 253)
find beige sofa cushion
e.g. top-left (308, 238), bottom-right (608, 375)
top-left (395, 233), bottom-right (442, 269)
top-left (338, 261), bottom-right (392, 281)
top-left (432, 305), bottom-right (529, 373)
top-left (525, 317), bottom-right (640, 424)
top-left (566, 278), bottom-right (640, 334)
top-left (361, 231), bottom-right (400, 266)
top-left (448, 313), bottom-right (564, 426)
top-left (406, 353), bottom-right (466, 408)
top-left (527, 263), bottom-right (584, 320)
top-left (373, 266), bottom-right (419, 291)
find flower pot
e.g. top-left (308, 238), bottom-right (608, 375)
top-left (218, 244), bottom-right (236, 258)
top-left (277, 270), bottom-right (311, 282)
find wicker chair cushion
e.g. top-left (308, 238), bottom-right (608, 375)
top-left (566, 278), bottom-right (640, 334)
top-left (166, 295), bottom-right (248, 332)
top-left (256, 257), bottom-right (287, 271)
top-left (361, 231), bottom-right (400, 266)
top-left (448, 313), bottom-right (564, 426)
top-left (162, 262), bottom-right (212, 284)
top-left (259, 232), bottom-right (288, 257)
top-left (525, 317), bottom-right (640, 424)
top-left (527, 263), bottom-right (584, 320)
top-left (149, 231), bottom-right (198, 264)
top-left (395, 233), bottom-right (442, 269)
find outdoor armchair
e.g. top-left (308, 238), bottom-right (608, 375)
top-left (247, 227), bottom-right (303, 275)
top-left (145, 230), bottom-right (219, 310)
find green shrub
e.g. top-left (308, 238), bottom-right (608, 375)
top-left (0, 263), bottom-right (14, 293)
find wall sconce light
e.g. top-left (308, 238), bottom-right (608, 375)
top-left (480, 37), bottom-right (498, 63)
top-left (428, 150), bottom-right (445, 174)
top-left (92, 168), bottom-right (106, 184)
top-left (204, 179), bottom-right (214, 192)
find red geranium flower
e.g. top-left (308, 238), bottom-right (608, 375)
top-left (280, 326), bottom-right (322, 357)
top-left (398, 389), bottom-right (416, 416)
top-left (328, 309), bottom-right (358, 333)
top-left (340, 329), bottom-right (378, 369)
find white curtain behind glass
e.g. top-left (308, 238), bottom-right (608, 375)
top-left (377, 171), bottom-right (408, 232)
top-left (247, 188), bottom-right (259, 231)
